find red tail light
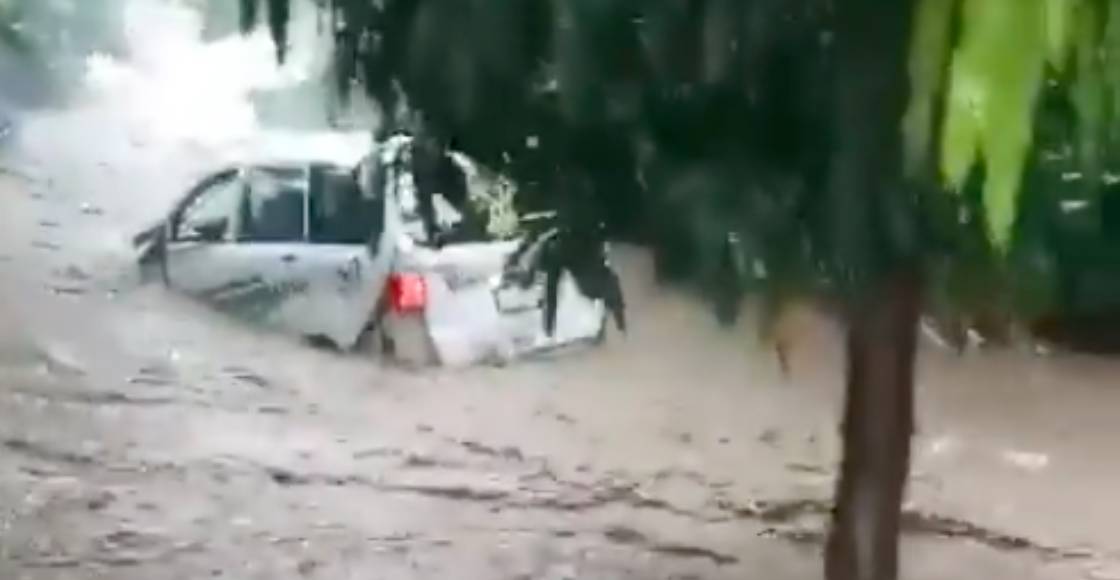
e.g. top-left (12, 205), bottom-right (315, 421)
top-left (388, 272), bottom-right (427, 314)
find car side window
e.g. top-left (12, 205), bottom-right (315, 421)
top-left (239, 167), bottom-right (308, 242)
top-left (175, 170), bottom-right (243, 243)
top-left (308, 166), bottom-right (383, 244)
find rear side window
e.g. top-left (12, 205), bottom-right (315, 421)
top-left (239, 167), bottom-right (307, 242)
top-left (309, 165), bottom-right (383, 244)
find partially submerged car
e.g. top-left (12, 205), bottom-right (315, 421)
top-left (135, 133), bottom-right (608, 366)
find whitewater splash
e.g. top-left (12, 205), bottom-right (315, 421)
top-left (9, 0), bottom-right (354, 263)
top-left (81, 0), bottom-right (325, 152)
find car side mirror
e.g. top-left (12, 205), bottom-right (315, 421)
top-left (187, 218), bottom-right (229, 242)
top-left (135, 221), bottom-right (168, 264)
top-left (135, 221), bottom-right (171, 284)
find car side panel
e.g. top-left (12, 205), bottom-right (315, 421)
top-left (289, 244), bottom-right (385, 349)
top-left (393, 240), bottom-right (606, 366)
top-left (166, 242), bottom-right (322, 336)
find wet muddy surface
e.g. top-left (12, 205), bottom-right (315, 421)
top-left (3, 155), bottom-right (1117, 577)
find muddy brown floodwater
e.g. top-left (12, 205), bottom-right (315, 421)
top-left (3, 24), bottom-right (1120, 576)
top-left (3, 158), bottom-right (1120, 579)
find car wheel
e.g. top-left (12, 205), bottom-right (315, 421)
top-left (591, 314), bottom-right (609, 346)
top-left (354, 321), bottom-right (385, 356)
top-left (304, 334), bottom-right (343, 351)
top-left (381, 313), bottom-right (437, 368)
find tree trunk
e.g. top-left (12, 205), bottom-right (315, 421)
top-left (825, 270), bottom-right (922, 580)
top-left (824, 0), bottom-right (919, 574)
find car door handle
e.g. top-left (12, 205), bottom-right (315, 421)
top-left (337, 257), bottom-right (361, 284)
top-left (281, 254), bottom-right (297, 263)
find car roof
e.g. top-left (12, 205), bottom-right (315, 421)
top-left (221, 130), bottom-right (374, 169)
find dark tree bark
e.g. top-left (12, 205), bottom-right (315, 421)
top-left (825, 0), bottom-right (920, 579)
top-left (826, 271), bottom-right (922, 580)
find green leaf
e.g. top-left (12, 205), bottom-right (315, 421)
top-left (1105, 4), bottom-right (1120, 147)
top-left (239, 0), bottom-right (260, 33)
top-left (1071, 0), bottom-right (1104, 180)
top-left (940, 0), bottom-right (1050, 251)
top-left (902, 0), bottom-right (957, 177)
top-left (939, 56), bottom-right (983, 191)
top-left (266, 0), bottom-right (290, 63)
top-left (1044, 0), bottom-right (1078, 71)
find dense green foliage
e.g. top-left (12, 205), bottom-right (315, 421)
top-left (242, 0), bottom-right (844, 335)
top-left (909, 0), bottom-right (1120, 252)
top-left (238, 0), bottom-right (1120, 342)
top-left (908, 0), bottom-right (1120, 340)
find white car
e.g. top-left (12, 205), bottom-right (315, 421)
top-left (135, 133), bottom-right (608, 366)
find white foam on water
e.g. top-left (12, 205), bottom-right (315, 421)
top-left (80, 0), bottom-right (323, 152)
top-left (16, 0), bottom-right (338, 241)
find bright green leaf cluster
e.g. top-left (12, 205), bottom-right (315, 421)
top-left (941, 0), bottom-right (1049, 251)
top-left (910, 0), bottom-right (1120, 252)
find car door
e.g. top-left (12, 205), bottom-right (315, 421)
top-left (166, 165), bottom-right (317, 337)
top-left (299, 164), bottom-right (391, 349)
top-left (221, 165), bottom-right (321, 332)
top-left (382, 143), bottom-right (606, 364)
top-left (489, 236), bottom-right (607, 356)
top-left (164, 168), bottom-right (254, 302)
